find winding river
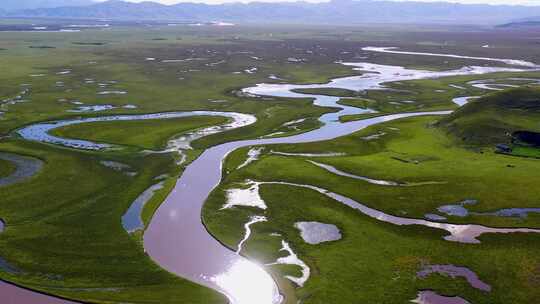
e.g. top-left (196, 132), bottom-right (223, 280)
top-left (17, 111), bottom-right (256, 154)
top-left (143, 53), bottom-right (538, 304)
top-left (3, 47), bottom-right (540, 304)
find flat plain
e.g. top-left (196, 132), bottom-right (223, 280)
top-left (0, 21), bottom-right (539, 304)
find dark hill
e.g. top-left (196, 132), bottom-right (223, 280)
top-left (438, 88), bottom-right (540, 147)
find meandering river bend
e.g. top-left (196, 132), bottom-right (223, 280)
top-left (3, 47), bottom-right (540, 304)
top-left (143, 52), bottom-right (539, 304)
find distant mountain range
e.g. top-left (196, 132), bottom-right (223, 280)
top-left (499, 15), bottom-right (540, 27)
top-left (4, 0), bottom-right (540, 25)
top-left (499, 21), bottom-right (540, 28)
top-left (1, 0), bottom-right (94, 11)
top-left (496, 13), bottom-right (540, 28)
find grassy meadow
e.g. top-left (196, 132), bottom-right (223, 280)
top-left (204, 89), bottom-right (540, 303)
top-left (54, 115), bottom-right (229, 151)
top-left (0, 21), bottom-right (539, 304)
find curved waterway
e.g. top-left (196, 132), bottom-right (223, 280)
top-left (363, 47), bottom-right (539, 68)
top-left (6, 49), bottom-right (540, 304)
top-left (17, 111), bottom-right (256, 154)
top-left (143, 57), bottom-right (537, 304)
top-left (144, 111), bottom-right (452, 304)
top-left (0, 152), bottom-right (43, 187)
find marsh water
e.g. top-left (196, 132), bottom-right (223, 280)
top-left (0, 282), bottom-right (79, 304)
top-left (295, 222), bottom-right (342, 244)
top-left (0, 152), bottom-right (43, 188)
top-left (417, 264), bottom-right (491, 292)
top-left (17, 111), bottom-right (256, 152)
top-left (143, 57), bottom-right (537, 304)
top-left (144, 111), bottom-right (458, 304)
top-left (5, 48), bottom-right (540, 304)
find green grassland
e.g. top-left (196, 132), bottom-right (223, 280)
top-left (340, 72), bottom-right (540, 122)
top-left (250, 71), bottom-right (540, 125)
top-left (221, 115), bottom-right (540, 228)
top-left (53, 115), bottom-right (229, 151)
top-left (1, 21), bottom-right (540, 304)
top-left (205, 180), bottom-right (540, 304)
top-left (512, 145), bottom-right (540, 158)
top-left (0, 27), bottom-right (358, 144)
top-left (0, 23), bottom-right (358, 303)
top-left (438, 88), bottom-right (540, 146)
top-left (0, 139), bottom-right (226, 303)
top-left (0, 158), bottom-right (16, 178)
top-left (203, 89), bottom-right (540, 303)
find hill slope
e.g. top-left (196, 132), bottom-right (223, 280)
top-left (438, 88), bottom-right (540, 156)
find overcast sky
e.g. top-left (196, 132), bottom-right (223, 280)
top-left (95, 0), bottom-right (540, 5)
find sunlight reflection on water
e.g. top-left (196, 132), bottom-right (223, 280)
top-left (211, 259), bottom-right (283, 304)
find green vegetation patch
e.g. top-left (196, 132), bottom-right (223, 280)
top-left (439, 88), bottom-right (540, 144)
top-left (438, 88), bottom-right (540, 157)
top-left (204, 114), bottom-right (540, 304)
top-left (0, 140), bottom-right (226, 304)
top-left (0, 158), bottom-right (17, 178)
top-left (339, 72), bottom-right (540, 122)
top-left (511, 145), bottom-right (540, 158)
top-left (3, 23), bottom-right (540, 304)
top-left (205, 181), bottom-right (540, 304)
top-left (52, 115), bottom-right (229, 150)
